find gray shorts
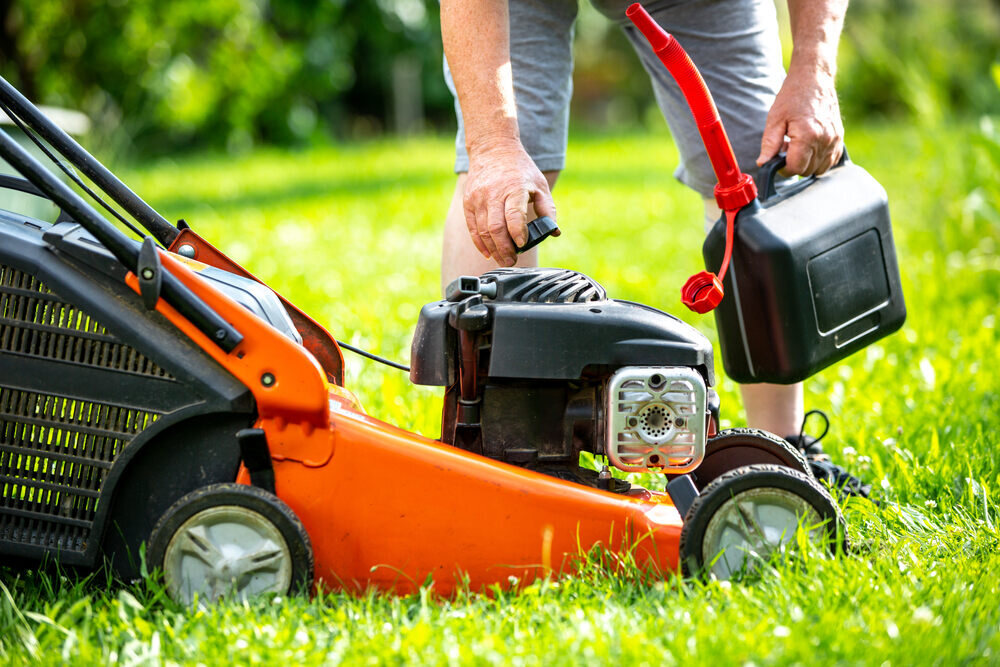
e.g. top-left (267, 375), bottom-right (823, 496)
top-left (444, 0), bottom-right (785, 198)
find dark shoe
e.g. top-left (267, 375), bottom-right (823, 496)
top-left (786, 410), bottom-right (872, 499)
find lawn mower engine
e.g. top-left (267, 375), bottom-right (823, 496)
top-left (411, 268), bottom-right (719, 491)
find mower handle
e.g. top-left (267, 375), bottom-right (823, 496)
top-left (0, 124), bottom-right (244, 352)
top-left (0, 75), bottom-right (179, 246)
top-left (0, 173), bottom-right (50, 199)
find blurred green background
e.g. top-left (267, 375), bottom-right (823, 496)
top-left (1, 0), bottom-right (997, 155)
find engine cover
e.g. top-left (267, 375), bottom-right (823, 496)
top-left (409, 267), bottom-right (717, 487)
top-left (410, 268), bottom-right (714, 386)
top-left (605, 366), bottom-right (707, 473)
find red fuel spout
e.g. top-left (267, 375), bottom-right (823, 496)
top-left (627, 3), bottom-right (756, 313)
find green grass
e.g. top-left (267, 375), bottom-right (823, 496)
top-left (3, 120), bottom-right (1000, 664)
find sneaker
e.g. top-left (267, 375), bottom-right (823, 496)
top-left (785, 410), bottom-right (872, 499)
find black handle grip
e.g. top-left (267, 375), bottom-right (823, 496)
top-left (515, 216), bottom-right (560, 254)
top-left (760, 146), bottom-right (850, 202)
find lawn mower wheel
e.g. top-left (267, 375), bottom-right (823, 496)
top-left (148, 483), bottom-right (314, 605)
top-left (686, 428), bottom-right (812, 491)
top-left (679, 464), bottom-right (845, 580)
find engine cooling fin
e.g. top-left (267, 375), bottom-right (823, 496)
top-left (482, 268), bottom-right (606, 304)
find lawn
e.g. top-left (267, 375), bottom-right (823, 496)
top-left (2, 120), bottom-right (999, 665)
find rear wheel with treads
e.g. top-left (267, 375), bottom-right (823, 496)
top-left (148, 483), bottom-right (313, 605)
top-left (686, 428), bottom-right (811, 492)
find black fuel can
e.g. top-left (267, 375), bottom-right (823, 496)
top-left (703, 152), bottom-right (906, 384)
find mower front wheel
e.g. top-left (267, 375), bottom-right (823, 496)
top-left (679, 464), bottom-right (845, 580)
top-left (148, 483), bottom-right (313, 605)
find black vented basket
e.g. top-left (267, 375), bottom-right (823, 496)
top-left (0, 263), bottom-right (163, 555)
top-left (0, 212), bottom-right (252, 576)
top-left (0, 77), bottom-right (261, 579)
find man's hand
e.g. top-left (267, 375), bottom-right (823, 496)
top-left (463, 138), bottom-right (558, 267)
top-left (759, 0), bottom-right (848, 176)
top-left (757, 64), bottom-right (844, 176)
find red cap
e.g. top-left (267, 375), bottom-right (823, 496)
top-left (681, 271), bottom-right (725, 314)
top-left (713, 173), bottom-right (757, 211)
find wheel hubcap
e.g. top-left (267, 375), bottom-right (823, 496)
top-left (702, 487), bottom-right (823, 580)
top-left (163, 506), bottom-right (292, 605)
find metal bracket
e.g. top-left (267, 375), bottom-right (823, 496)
top-left (237, 428), bottom-right (276, 494)
top-left (137, 237), bottom-right (162, 310)
top-left (666, 474), bottom-right (699, 519)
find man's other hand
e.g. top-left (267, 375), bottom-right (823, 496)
top-left (757, 65), bottom-right (844, 176)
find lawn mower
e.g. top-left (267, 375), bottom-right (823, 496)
top-left (0, 7), bottom-right (849, 604)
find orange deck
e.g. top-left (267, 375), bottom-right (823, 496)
top-left (136, 247), bottom-right (684, 595)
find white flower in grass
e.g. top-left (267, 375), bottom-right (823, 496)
top-left (913, 606), bottom-right (935, 623)
top-left (919, 358), bottom-right (936, 389)
top-left (773, 625), bottom-right (791, 638)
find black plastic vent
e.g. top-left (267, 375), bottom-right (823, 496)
top-left (0, 386), bottom-right (160, 553)
top-left (0, 264), bottom-right (173, 379)
top-left (483, 268), bottom-right (606, 304)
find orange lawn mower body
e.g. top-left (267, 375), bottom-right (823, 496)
top-left (0, 6), bottom-right (845, 602)
top-left (137, 245), bottom-right (688, 595)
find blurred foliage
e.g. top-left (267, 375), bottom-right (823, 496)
top-left (0, 0), bottom-right (997, 154)
top-left (837, 0), bottom-right (1000, 124)
top-left (0, 0), bottom-right (450, 152)
top-left (571, 0), bottom-right (1000, 129)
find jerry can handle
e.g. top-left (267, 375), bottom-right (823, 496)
top-left (760, 146), bottom-right (850, 202)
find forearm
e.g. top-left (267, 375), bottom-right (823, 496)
top-left (758, 0), bottom-right (846, 171)
top-left (440, 0), bottom-right (520, 153)
top-left (786, 0), bottom-right (848, 78)
top-left (440, 0), bottom-right (557, 266)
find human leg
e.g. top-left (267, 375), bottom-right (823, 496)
top-left (613, 0), bottom-right (799, 433)
top-left (440, 0), bottom-right (578, 292)
top-left (739, 382), bottom-right (804, 436)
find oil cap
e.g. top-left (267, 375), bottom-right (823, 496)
top-left (516, 216), bottom-right (560, 254)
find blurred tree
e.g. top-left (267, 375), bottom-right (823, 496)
top-left (0, 0), bottom-right (450, 153)
top-left (0, 0), bottom-right (996, 154)
top-left (837, 0), bottom-right (1000, 124)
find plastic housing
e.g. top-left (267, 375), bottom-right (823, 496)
top-left (704, 157), bottom-right (906, 384)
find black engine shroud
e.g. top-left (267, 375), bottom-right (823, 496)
top-left (411, 268), bottom-right (717, 488)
